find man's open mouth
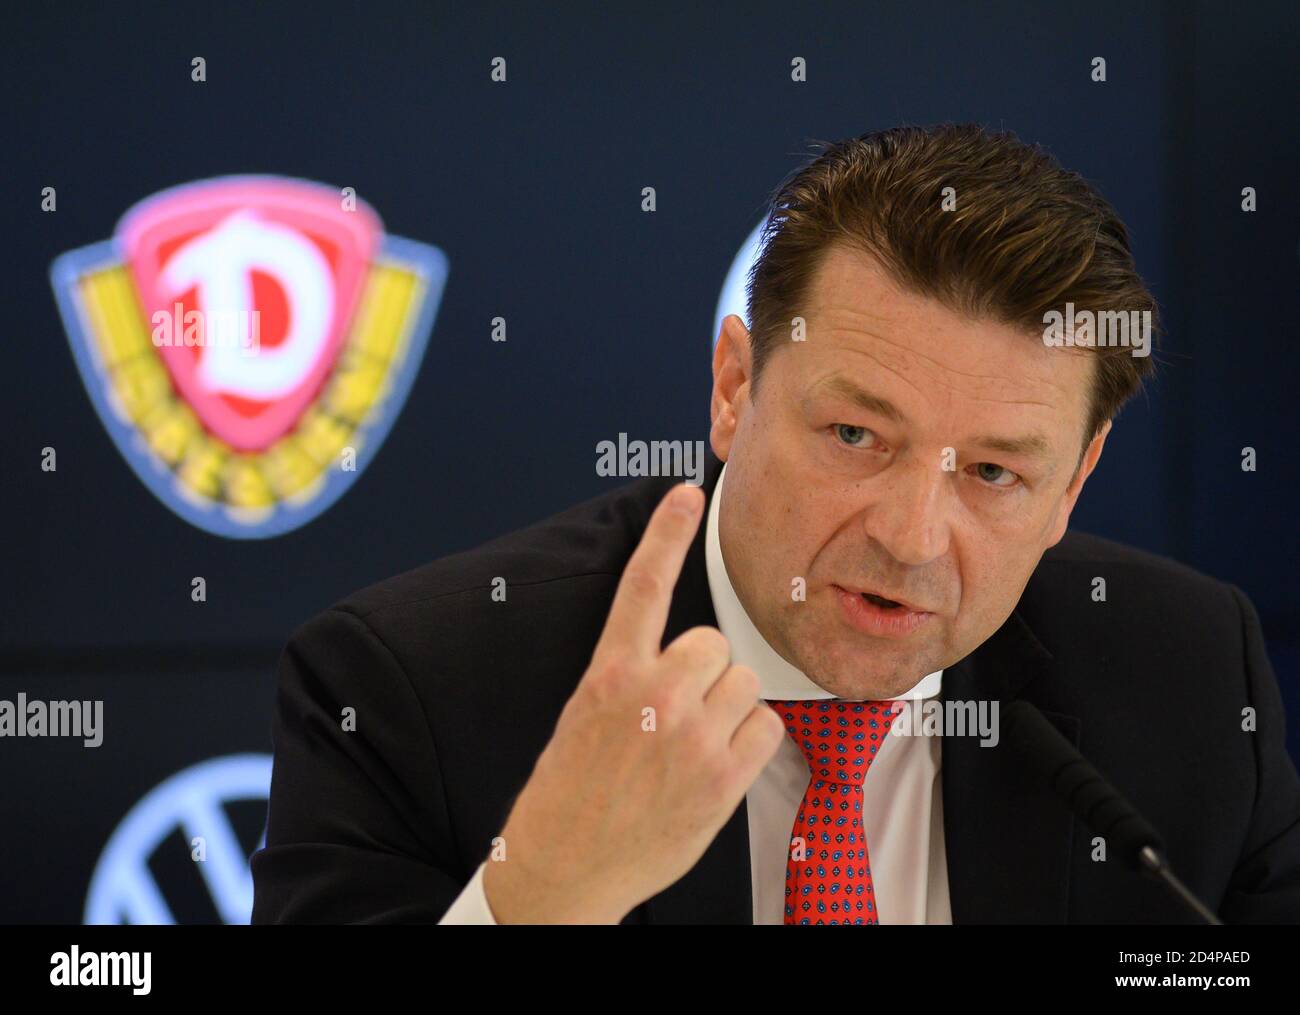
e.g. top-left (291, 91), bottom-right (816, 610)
top-left (832, 584), bottom-right (934, 636)
top-left (836, 584), bottom-right (927, 613)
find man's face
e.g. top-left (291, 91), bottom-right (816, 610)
top-left (709, 244), bottom-right (1110, 698)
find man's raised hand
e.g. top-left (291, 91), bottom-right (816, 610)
top-left (482, 482), bottom-right (786, 923)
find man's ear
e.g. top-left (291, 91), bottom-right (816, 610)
top-left (709, 314), bottom-right (753, 462)
top-left (1047, 419), bottom-right (1112, 547)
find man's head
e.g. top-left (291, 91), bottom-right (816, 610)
top-left (709, 124), bottom-right (1158, 699)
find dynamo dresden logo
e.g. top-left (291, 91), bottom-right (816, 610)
top-left (50, 176), bottom-right (448, 538)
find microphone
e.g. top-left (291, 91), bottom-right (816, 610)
top-left (1002, 699), bottom-right (1222, 925)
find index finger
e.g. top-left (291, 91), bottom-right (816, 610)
top-left (594, 482), bottom-right (705, 660)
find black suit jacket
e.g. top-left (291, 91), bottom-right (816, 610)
top-left (250, 455), bottom-right (1300, 923)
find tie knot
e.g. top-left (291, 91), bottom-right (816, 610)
top-left (768, 699), bottom-right (902, 786)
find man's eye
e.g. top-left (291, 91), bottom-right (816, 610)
top-left (973, 462), bottom-right (1020, 487)
top-left (834, 424), bottom-right (877, 448)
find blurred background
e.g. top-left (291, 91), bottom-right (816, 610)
top-left (2, 0), bottom-right (1296, 923)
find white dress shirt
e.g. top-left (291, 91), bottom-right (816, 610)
top-left (441, 464), bottom-right (952, 924)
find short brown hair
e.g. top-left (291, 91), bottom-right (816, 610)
top-left (745, 123), bottom-right (1158, 446)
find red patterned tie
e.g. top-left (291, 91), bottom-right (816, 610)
top-left (767, 699), bottom-right (903, 925)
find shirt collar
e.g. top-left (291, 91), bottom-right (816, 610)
top-left (704, 462), bottom-right (943, 702)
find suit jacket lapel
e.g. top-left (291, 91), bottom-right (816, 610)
top-left (941, 610), bottom-right (1079, 923)
top-left (642, 455), bottom-right (754, 924)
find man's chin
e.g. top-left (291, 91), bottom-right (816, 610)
top-left (811, 672), bottom-right (928, 701)
top-left (791, 633), bottom-right (941, 700)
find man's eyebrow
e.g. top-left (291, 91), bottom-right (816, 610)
top-left (814, 376), bottom-right (908, 424)
top-left (814, 376), bottom-right (1054, 460)
top-left (970, 432), bottom-right (1052, 459)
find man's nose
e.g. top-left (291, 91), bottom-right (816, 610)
top-left (861, 456), bottom-right (952, 566)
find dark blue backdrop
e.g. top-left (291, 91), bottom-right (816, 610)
top-left (2, 0), bottom-right (1296, 923)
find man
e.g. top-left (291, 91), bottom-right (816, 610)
top-left (251, 124), bottom-right (1300, 924)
